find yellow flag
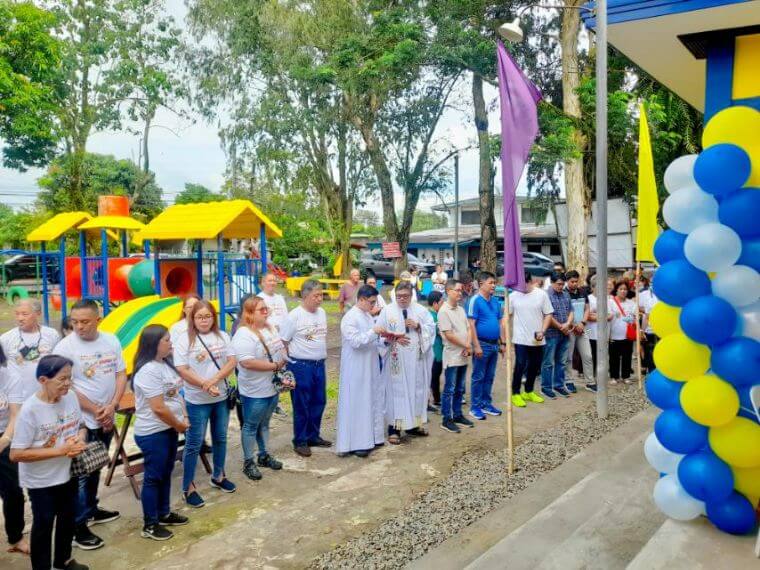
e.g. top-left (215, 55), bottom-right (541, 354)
top-left (637, 103), bottom-right (660, 263)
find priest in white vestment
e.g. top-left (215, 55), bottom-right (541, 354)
top-left (376, 281), bottom-right (435, 443)
top-left (336, 285), bottom-right (387, 457)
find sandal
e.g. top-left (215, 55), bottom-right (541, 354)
top-left (388, 434), bottom-right (402, 445)
top-left (7, 539), bottom-right (30, 555)
top-left (406, 427), bottom-right (429, 437)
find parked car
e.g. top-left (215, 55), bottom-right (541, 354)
top-left (491, 251), bottom-right (555, 278)
top-left (1, 254), bottom-right (60, 284)
top-left (360, 251), bottom-right (435, 281)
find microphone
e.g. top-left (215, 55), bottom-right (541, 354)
top-left (402, 309), bottom-right (409, 333)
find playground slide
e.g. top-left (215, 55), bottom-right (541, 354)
top-left (99, 295), bottom-right (182, 374)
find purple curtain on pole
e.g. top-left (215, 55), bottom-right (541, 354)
top-left (497, 41), bottom-right (542, 293)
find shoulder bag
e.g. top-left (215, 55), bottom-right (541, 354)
top-left (251, 328), bottom-right (296, 393)
top-left (197, 334), bottom-right (239, 411)
top-left (613, 297), bottom-right (638, 341)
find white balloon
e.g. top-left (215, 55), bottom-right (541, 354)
top-left (653, 474), bottom-right (705, 521)
top-left (663, 185), bottom-right (719, 234)
top-left (644, 432), bottom-right (684, 474)
top-left (684, 223), bottom-right (742, 272)
top-left (664, 154), bottom-right (698, 194)
top-left (712, 265), bottom-right (760, 308)
top-left (737, 301), bottom-right (760, 340)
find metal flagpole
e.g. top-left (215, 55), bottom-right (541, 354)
top-left (454, 153), bottom-right (460, 279)
top-left (504, 290), bottom-right (515, 475)
top-left (595, 0), bottom-right (610, 419)
top-left (634, 262), bottom-right (643, 390)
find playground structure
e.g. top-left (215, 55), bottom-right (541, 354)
top-left (23, 197), bottom-right (281, 372)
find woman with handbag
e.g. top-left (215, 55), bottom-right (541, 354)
top-left (609, 281), bottom-right (637, 385)
top-left (174, 300), bottom-right (237, 508)
top-left (10, 355), bottom-right (88, 570)
top-left (132, 325), bottom-right (190, 541)
top-left (232, 295), bottom-right (292, 481)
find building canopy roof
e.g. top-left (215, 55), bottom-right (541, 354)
top-left (136, 199), bottom-right (283, 242)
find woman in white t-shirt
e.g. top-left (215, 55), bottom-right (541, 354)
top-left (431, 265), bottom-right (447, 293)
top-left (586, 276), bottom-right (614, 375)
top-left (232, 295), bottom-right (288, 482)
top-left (169, 294), bottom-right (201, 344)
top-left (609, 281), bottom-right (637, 385)
top-left (10, 354), bottom-right (88, 570)
top-left (131, 325), bottom-right (190, 541)
top-left (174, 300), bottom-right (237, 508)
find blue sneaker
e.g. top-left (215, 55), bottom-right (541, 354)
top-left (184, 490), bottom-right (205, 508)
top-left (469, 408), bottom-right (486, 421)
top-left (566, 383), bottom-right (577, 394)
top-left (555, 387), bottom-right (571, 398)
top-left (541, 388), bottom-right (557, 400)
top-left (482, 404), bottom-right (503, 416)
top-left (210, 477), bottom-right (237, 493)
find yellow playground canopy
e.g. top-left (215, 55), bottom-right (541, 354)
top-left (25, 211), bottom-right (121, 243)
top-left (78, 215), bottom-right (146, 232)
top-left (136, 199), bottom-right (283, 241)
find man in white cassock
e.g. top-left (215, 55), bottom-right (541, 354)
top-left (335, 285), bottom-right (387, 457)
top-left (376, 281), bottom-right (435, 444)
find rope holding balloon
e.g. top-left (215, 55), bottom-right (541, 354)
top-left (644, 105), bottom-right (760, 536)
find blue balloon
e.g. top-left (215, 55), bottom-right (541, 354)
top-left (677, 450), bottom-right (734, 502)
top-left (706, 492), bottom-right (757, 535)
top-left (711, 336), bottom-right (760, 387)
top-left (653, 230), bottom-right (687, 264)
top-left (737, 384), bottom-right (759, 423)
top-left (652, 260), bottom-right (712, 307)
top-left (645, 369), bottom-right (684, 409)
top-left (718, 188), bottom-right (760, 239)
top-left (680, 295), bottom-right (738, 346)
top-left (737, 237), bottom-right (760, 272)
top-left (654, 409), bottom-right (709, 454)
top-left (694, 144), bottom-right (752, 196)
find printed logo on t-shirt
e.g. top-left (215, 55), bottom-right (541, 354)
top-left (163, 374), bottom-right (183, 400)
top-left (37, 410), bottom-right (80, 448)
top-left (301, 323), bottom-right (327, 343)
top-left (78, 351), bottom-right (119, 379)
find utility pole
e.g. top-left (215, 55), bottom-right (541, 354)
top-left (454, 153), bottom-right (460, 278)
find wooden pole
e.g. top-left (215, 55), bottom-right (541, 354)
top-left (634, 261), bottom-right (643, 390)
top-left (504, 290), bottom-right (515, 475)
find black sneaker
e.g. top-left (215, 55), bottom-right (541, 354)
top-left (159, 512), bottom-right (189, 526)
top-left (273, 405), bottom-right (288, 417)
top-left (453, 415), bottom-right (475, 428)
top-left (566, 383), bottom-right (577, 394)
top-left (141, 523), bottom-right (173, 541)
top-left (585, 383), bottom-right (598, 393)
top-left (258, 454), bottom-right (283, 470)
top-left (307, 437), bottom-right (332, 448)
top-left (56, 559), bottom-right (89, 570)
top-left (352, 449), bottom-right (371, 458)
top-left (72, 525), bottom-right (104, 550)
top-left (184, 490), bottom-right (205, 508)
top-left (89, 507), bottom-right (120, 525)
top-left (441, 418), bottom-right (461, 433)
top-left (427, 404), bottom-right (439, 414)
top-left (555, 387), bottom-right (571, 398)
top-left (243, 459), bottom-right (262, 480)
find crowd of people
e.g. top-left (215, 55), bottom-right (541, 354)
top-left (0, 263), bottom-right (654, 569)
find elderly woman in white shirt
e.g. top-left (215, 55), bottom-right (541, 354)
top-left (609, 280), bottom-right (637, 385)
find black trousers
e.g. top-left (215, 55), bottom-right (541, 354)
top-left (0, 441), bottom-right (25, 545)
top-left (513, 344), bottom-right (543, 393)
top-left (430, 359), bottom-right (443, 405)
top-left (28, 478), bottom-right (77, 570)
top-left (610, 339), bottom-right (634, 380)
top-left (642, 333), bottom-right (658, 373)
top-left (590, 339), bottom-right (598, 375)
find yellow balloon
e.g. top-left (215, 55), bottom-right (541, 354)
top-left (732, 465), bottom-right (760, 500)
top-left (680, 375), bottom-right (739, 426)
top-left (709, 417), bottom-right (760, 468)
top-left (653, 333), bottom-right (710, 381)
top-left (702, 106), bottom-right (760, 186)
top-left (648, 302), bottom-right (681, 338)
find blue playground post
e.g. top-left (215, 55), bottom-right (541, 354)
top-left (216, 234), bottom-right (226, 331)
top-left (259, 222), bottom-right (267, 276)
top-left (59, 236), bottom-right (67, 321)
top-left (40, 242), bottom-right (49, 325)
top-left (120, 230), bottom-right (128, 257)
top-left (101, 229), bottom-right (110, 316)
top-left (144, 239), bottom-right (151, 259)
top-left (79, 230), bottom-right (88, 299)
top-left (196, 240), bottom-right (204, 298)
top-left (153, 241), bottom-right (161, 296)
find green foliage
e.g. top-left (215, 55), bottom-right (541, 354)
top-left (174, 183), bottom-right (225, 205)
top-left (0, 1), bottom-right (62, 170)
top-left (0, 206), bottom-right (51, 248)
top-left (409, 210), bottom-right (447, 233)
top-left (37, 153), bottom-right (164, 219)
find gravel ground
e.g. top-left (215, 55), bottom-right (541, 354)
top-left (310, 385), bottom-right (650, 570)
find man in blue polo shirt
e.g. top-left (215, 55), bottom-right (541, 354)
top-left (467, 271), bottom-right (505, 420)
top-left (542, 271), bottom-right (574, 399)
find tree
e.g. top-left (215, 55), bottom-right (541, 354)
top-left (174, 183), bottom-right (224, 204)
top-left (409, 210), bottom-right (448, 233)
top-left (37, 152), bottom-right (164, 219)
top-left (0, 1), bottom-right (62, 170)
top-left (0, 205), bottom-right (52, 248)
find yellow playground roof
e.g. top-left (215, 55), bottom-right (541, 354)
top-left (136, 199), bottom-right (283, 241)
top-left (26, 212), bottom-right (93, 242)
top-left (78, 216), bottom-right (146, 232)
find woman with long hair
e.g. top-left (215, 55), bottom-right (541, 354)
top-left (10, 355), bottom-right (88, 570)
top-left (231, 295), bottom-right (286, 481)
top-left (169, 294), bottom-right (202, 343)
top-left (174, 301), bottom-right (236, 508)
top-left (131, 325), bottom-right (189, 541)
top-left (609, 281), bottom-right (637, 385)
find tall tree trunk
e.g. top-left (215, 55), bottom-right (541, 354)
top-left (561, 1), bottom-right (590, 279)
top-left (473, 73), bottom-right (497, 274)
top-left (142, 108), bottom-right (154, 173)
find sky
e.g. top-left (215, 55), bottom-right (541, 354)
top-left (0, 1), bottom-right (536, 214)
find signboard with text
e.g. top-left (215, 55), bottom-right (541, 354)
top-left (381, 242), bottom-right (402, 258)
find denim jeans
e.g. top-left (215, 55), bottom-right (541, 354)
top-left (513, 344), bottom-right (543, 394)
top-left (541, 335), bottom-right (570, 391)
top-left (134, 429), bottom-right (178, 526)
top-left (28, 478), bottom-right (77, 570)
top-left (441, 365), bottom-right (467, 420)
top-left (0, 441), bottom-right (25, 544)
top-left (183, 400), bottom-right (229, 491)
top-left (471, 342), bottom-right (499, 410)
top-left (288, 359), bottom-right (327, 447)
top-left (76, 427), bottom-right (114, 526)
top-left (240, 394), bottom-right (278, 461)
